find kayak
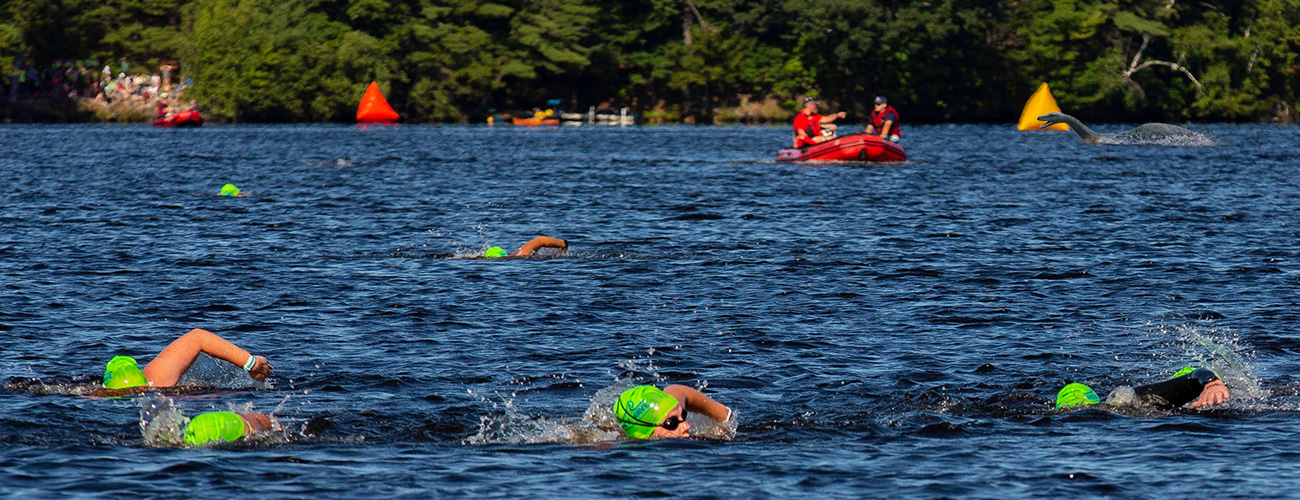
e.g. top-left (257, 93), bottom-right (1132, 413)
top-left (775, 133), bottom-right (906, 162)
top-left (511, 117), bottom-right (560, 126)
top-left (153, 110), bottom-right (204, 128)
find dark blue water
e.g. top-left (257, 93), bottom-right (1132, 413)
top-left (3, 123), bottom-right (1300, 498)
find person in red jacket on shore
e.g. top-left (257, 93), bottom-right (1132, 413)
top-left (865, 95), bottom-right (901, 143)
top-left (792, 97), bottom-right (847, 148)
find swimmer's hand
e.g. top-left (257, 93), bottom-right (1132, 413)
top-left (241, 412), bottom-right (276, 433)
top-left (1191, 380), bottom-right (1229, 407)
top-left (248, 356), bottom-right (273, 381)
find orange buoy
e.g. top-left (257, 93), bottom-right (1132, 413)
top-left (357, 81), bottom-right (399, 123)
top-left (1017, 83), bottom-right (1069, 131)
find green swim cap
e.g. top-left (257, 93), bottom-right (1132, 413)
top-left (219, 183), bottom-right (240, 196)
top-left (1055, 382), bottom-right (1100, 409)
top-left (1172, 366), bottom-right (1195, 378)
top-left (614, 385), bottom-right (679, 439)
top-left (183, 411), bottom-right (248, 446)
top-left (484, 246), bottom-right (507, 259)
top-left (103, 355), bottom-right (147, 389)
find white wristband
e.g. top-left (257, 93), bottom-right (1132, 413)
top-left (243, 355), bottom-right (257, 371)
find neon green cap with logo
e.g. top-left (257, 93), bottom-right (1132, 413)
top-left (1172, 366), bottom-right (1195, 378)
top-left (184, 411), bottom-right (248, 446)
top-left (219, 183), bottom-right (240, 196)
top-left (614, 385), bottom-right (679, 439)
top-left (484, 247), bottom-right (508, 259)
top-left (1055, 382), bottom-right (1100, 409)
top-left (103, 355), bottom-right (147, 389)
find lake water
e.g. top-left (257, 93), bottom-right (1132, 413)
top-left (2, 122), bottom-right (1299, 498)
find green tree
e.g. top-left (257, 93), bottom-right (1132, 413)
top-left (398, 0), bottom-right (596, 121)
top-left (1, 0), bottom-right (1296, 122)
top-left (0, 16), bottom-right (21, 76)
top-left (185, 0), bottom-right (396, 121)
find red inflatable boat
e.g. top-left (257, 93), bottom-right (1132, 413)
top-left (153, 110), bottom-right (204, 128)
top-left (774, 133), bottom-right (906, 163)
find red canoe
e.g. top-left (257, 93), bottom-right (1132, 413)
top-left (775, 133), bottom-right (906, 162)
top-left (153, 110), bottom-right (204, 128)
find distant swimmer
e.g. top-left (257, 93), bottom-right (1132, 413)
top-left (483, 236), bottom-right (567, 259)
top-left (182, 410), bottom-right (279, 446)
top-left (103, 328), bottom-right (272, 390)
top-left (1055, 366), bottom-right (1229, 410)
top-left (614, 385), bottom-right (732, 439)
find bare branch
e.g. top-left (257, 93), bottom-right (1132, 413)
top-left (1132, 60), bottom-right (1204, 92)
top-left (683, 0), bottom-right (718, 33)
top-left (1126, 35), bottom-right (1151, 76)
top-left (1123, 34), bottom-right (1204, 97)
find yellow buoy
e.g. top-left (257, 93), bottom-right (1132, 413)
top-left (1017, 83), bottom-right (1069, 131)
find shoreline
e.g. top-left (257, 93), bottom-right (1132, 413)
top-left (0, 117), bottom-right (1292, 127)
top-left (2, 98), bottom-right (1294, 126)
top-left (2, 96), bottom-right (162, 124)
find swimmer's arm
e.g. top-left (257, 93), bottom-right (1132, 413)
top-left (663, 385), bottom-right (731, 422)
top-left (511, 236), bottom-right (567, 256)
top-left (1191, 380), bottom-right (1229, 408)
top-left (143, 328), bottom-right (272, 386)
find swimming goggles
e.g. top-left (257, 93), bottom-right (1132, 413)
top-left (659, 409), bottom-right (688, 431)
top-left (616, 403), bottom-right (689, 431)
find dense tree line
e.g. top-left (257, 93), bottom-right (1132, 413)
top-left (1, 0), bottom-right (1296, 122)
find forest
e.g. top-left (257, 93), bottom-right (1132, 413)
top-left (1, 0), bottom-right (1296, 123)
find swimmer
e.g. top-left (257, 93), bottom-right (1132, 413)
top-left (103, 328), bottom-right (272, 390)
top-left (484, 236), bottom-right (567, 259)
top-left (182, 410), bottom-right (279, 446)
top-left (1055, 366), bottom-right (1230, 410)
top-left (613, 385), bottom-right (732, 439)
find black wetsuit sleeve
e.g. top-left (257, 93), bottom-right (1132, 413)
top-left (1132, 368), bottom-right (1219, 408)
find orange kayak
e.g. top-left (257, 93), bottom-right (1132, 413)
top-left (511, 117), bottom-right (560, 126)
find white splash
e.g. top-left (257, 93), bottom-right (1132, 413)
top-left (465, 355), bottom-right (735, 444)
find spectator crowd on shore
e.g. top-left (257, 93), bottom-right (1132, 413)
top-left (5, 57), bottom-right (195, 119)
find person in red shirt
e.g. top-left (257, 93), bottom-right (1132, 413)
top-left (865, 95), bottom-right (901, 142)
top-left (792, 97), bottom-right (847, 148)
